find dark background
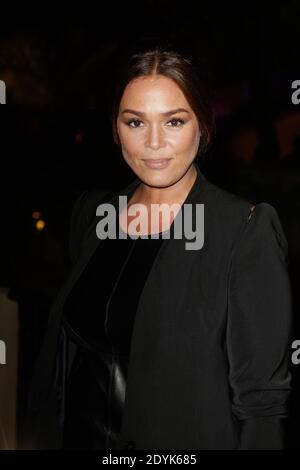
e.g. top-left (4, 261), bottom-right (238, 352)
top-left (0, 0), bottom-right (299, 449)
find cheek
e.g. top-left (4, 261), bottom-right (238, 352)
top-left (119, 129), bottom-right (141, 158)
top-left (172, 126), bottom-right (199, 153)
top-left (118, 126), bottom-right (134, 149)
top-left (124, 135), bottom-right (141, 155)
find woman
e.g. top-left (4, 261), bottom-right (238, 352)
top-left (23, 47), bottom-right (293, 450)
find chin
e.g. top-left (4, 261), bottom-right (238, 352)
top-left (139, 169), bottom-right (179, 188)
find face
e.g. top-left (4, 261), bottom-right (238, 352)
top-left (116, 74), bottom-right (201, 188)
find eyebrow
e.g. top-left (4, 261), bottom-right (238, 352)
top-left (121, 108), bottom-right (190, 117)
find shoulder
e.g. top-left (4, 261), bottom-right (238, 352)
top-left (70, 187), bottom-right (115, 227)
top-left (69, 187), bottom-right (115, 264)
top-left (234, 201), bottom-right (289, 257)
top-left (199, 177), bottom-right (256, 232)
top-left (199, 177), bottom-right (287, 255)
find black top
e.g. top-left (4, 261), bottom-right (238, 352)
top-left (61, 218), bottom-right (165, 449)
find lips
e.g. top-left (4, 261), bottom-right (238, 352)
top-left (144, 158), bottom-right (170, 162)
top-left (142, 158), bottom-right (172, 169)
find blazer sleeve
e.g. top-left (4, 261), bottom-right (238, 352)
top-left (226, 202), bottom-right (294, 449)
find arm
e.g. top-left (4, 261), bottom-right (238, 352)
top-left (226, 203), bottom-right (294, 449)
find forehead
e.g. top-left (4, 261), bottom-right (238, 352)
top-left (120, 75), bottom-right (190, 109)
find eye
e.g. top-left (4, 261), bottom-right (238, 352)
top-left (166, 118), bottom-right (185, 127)
top-left (125, 117), bottom-right (186, 129)
top-left (126, 119), bottom-right (143, 128)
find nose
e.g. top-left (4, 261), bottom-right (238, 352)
top-left (145, 124), bottom-right (166, 151)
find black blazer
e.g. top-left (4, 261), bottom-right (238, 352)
top-left (23, 164), bottom-right (293, 450)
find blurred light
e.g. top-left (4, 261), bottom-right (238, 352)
top-left (32, 211), bottom-right (41, 219)
top-left (35, 219), bottom-right (45, 231)
top-left (75, 132), bottom-right (84, 143)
